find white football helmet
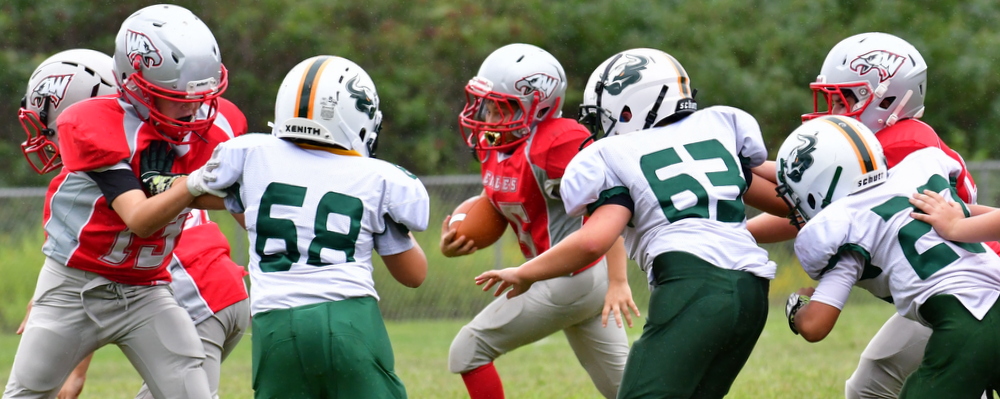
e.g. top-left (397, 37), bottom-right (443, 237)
top-left (459, 43), bottom-right (567, 151)
top-left (802, 32), bottom-right (926, 133)
top-left (578, 48), bottom-right (697, 140)
top-left (776, 115), bottom-right (887, 228)
top-left (19, 49), bottom-right (116, 174)
top-left (113, 4), bottom-right (227, 143)
top-left (273, 56), bottom-right (382, 157)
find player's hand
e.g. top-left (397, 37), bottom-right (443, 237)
top-left (475, 267), bottom-right (532, 298)
top-left (139, 141), bottom-right (183, 196)
top-left (186, 164), bottom-right (227, 197)
top-left (785, 287), bottom-right (814, 335)
top-left (16, 300), bottom-right (32, 335)
top-left (909, 189), bottom-right (964, 239)
top-left (602, 280), bottom-right (640, 328)
top-left (57, 373), bottom-right (86, 399)
top-left (439, 215), bottom-right (477, 257)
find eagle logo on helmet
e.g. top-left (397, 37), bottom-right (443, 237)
top-left (29, 74), bottom-right (74, 110)
top-left (346, 76), bottom-right (378, 120)
top-left (786, 132), bottom-right (818, 183)
top-left (125, 30), bottom-right (163, 68)
top-left (849, 50), bottom-right (906, 83)
top-left (604, 55), bottom-right (649, 96)
top-left (514, 73), bottom-right (559, 101)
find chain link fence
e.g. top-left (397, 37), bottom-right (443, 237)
top-left (5, 164), bottom-right (1000, 323)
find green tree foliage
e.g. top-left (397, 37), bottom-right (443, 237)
top-left (4, 0), bottom-right (1000, 186)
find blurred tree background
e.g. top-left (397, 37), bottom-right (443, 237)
top-left (3, 0), bottom-right (1000, 186)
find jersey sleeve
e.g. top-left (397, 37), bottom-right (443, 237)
top-left (202, 138), bottom-right (249, 192)
top-left (217, 98), bottom-right (248, 137)
top-left (383, 164), bottom-right (430, 233)
top-left (809, 251), bottom-right (863, 310)
top-left (57, 104), bottom-right (131, 172)
top-left (373, 214), bottom-right (415, 256)
top-left (727, 107), bottom-right (768, 168)
top-left (560, 144), bottom-right (620, 217)
top-left (539, 121), bottom-right (590, 180)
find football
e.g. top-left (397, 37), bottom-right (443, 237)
top-left (448, 195), bottom-right (508, 249)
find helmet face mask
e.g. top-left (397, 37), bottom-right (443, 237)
top-left (272, 56), bottom-right (382, 158)
top-left (113, 5), bottom-right (227, 144)
top-left (776, 115), bottom-right (888, 228)
top-left (802, 32), bottom-right (926, 133)
top-left (459, 43), bottom-right (567, 152)
top-left (579, 48), bottom-right (697, 140)
top-left (18, 49), bottom-right (117, 174)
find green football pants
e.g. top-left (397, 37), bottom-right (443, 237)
top-left (617, 251), bottom-right (770, 399)
top-left (251, 296), bottom-right (406, 399)
top-left (900, 294), bottom-right (1000, 399)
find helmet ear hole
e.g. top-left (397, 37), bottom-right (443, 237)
top-left (536, 106), bottom-right (549, 119)
top-left (807, 193), bottom-right (817, 210)
top-left (879, 97), bottom-right (895, 109)
top-left (620, 106), bottom-right (632, 122)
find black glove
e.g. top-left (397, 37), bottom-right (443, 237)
top-left (785, 292), bottom-right (810, 335)
top-left (140, 141), bottom-right (184, 196)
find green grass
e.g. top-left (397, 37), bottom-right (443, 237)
top-left (0, 300), bottom-right (895, 398)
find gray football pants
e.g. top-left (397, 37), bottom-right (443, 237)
top-left (4, 258), bottom-right (210, 399)
top-left (135, 298), bottom-right (250, 399)
top-left (449, 260), bottom-right (629, 399)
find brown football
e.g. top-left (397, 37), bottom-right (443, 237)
top-left (448, 195), bottom-right (508, 249)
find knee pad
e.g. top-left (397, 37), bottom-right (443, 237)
top-left (449, 326), bottom-right (495, 374)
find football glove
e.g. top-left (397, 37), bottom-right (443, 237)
top-left (140, 141), bottom-right (183, 196)
top-left (186, 164), bottom-right (227, 197)
top-left (785, 292), bottom-right (810, 335)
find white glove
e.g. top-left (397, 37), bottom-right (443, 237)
top-left (186, 165), bottom-right (227, 197)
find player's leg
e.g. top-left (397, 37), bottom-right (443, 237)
top-left (845, 312), bottom-right (930, 399)
top-left (252, 306), bottom-right (313, 399)
top-left (560, 262), bottom-right (629, 399)
top-left (617, 252), bottom-right (766, 399)
top-left (253, 297), bottom-right (406, 399)
top-left (899, 295), bottom-right (996, 399)
top-left (110, 284), bottom-right (211, 399)
top-left (4, 259), bottom-right (103, 398)
top-left (449, 268), bottom-right (602, 397)
top-left (689, 268), bottom-right (769, 399)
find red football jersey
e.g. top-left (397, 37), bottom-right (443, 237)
top-left (170, 210), bottom-right (248, 319)
top-left (478, 118), bottom-right (598, 267)
top-left (877, 118), bottom-right (1000, 254)
top-left (42, 96), bottom-right (242, 285)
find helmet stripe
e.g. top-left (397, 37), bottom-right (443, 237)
top-left (662, 54), bottom-right (691, 97)
top-left (820, 117), bottom-right (877, 173)
top-left (295, 56), bottom-right (333, 119)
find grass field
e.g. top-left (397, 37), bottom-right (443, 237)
top-left (0, 300), bottom-right (895, 398)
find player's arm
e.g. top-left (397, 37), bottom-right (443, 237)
top-left (787, 251), bottom-right (858, 342)
top-left (57, 353), bottom-right (93, 399)
top-left (747, 213), bottom-right (799, 243)
top-left (476, 204), bottom-right (631, 298)
top-left (383, 234), bottom-right (428, 288)
top-left (87, 164), bottom-right (197, 238)
top-left (911, 189), bottom-right (1000, 242)
top-left (603, 236), bottom-right (640, 328)
top-left (787, 286), bottom-right (842, 343)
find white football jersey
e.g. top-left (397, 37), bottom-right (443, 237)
top-left (204, 134), bottom-right (430, 315)
top-left (561, 106), bottom-right (776, 284)
top-left (798, 147), bottom-right (1000, 325)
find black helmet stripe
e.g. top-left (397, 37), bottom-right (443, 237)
top-left (820, 116), bottom-right (876, 173)
top-left (295, 56), bottom-right (333, 119)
